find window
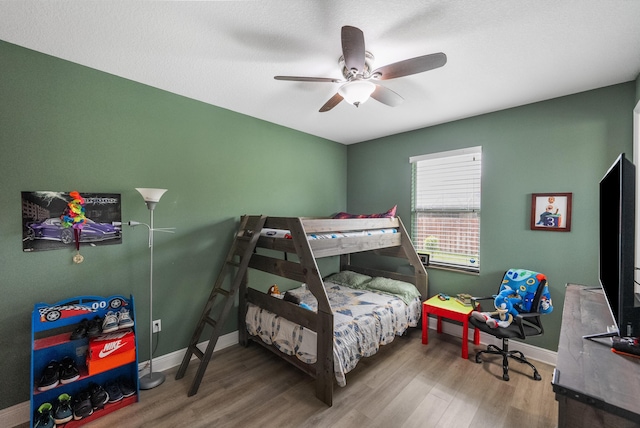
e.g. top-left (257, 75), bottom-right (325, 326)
top-left (410, 146), bottom-right (481, 273)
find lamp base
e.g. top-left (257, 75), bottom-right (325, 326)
top-left (139, 371), bottom-right (165, 390)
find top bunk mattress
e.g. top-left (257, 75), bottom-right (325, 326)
top-left (260, 228), bottom-right (398, 240)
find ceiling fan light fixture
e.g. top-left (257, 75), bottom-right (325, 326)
top-left (338, 80), bottom-right (376, 107)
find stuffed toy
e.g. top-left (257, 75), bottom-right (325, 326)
top-left (471, 268), bottom-right (553, 329)
top-left (267, 284), bottom-right (281, 296)
top-left (472, 286), bottom-right (521, 328)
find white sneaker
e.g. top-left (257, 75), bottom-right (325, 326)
top-left (117, 308), bottom-right (134, 329)
top-left (102, 311), bottom-right (119, 333)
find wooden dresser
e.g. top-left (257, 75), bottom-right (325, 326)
top-left (552, 284), bottom-right (640, 427)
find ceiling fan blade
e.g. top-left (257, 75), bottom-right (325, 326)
top-left (372, 52), bottom-right (447, 80)
top-left (370, 84), bottom-right (404, 107)
top-left (341, 26), bottom-right (365, 74)
top-left (274, 76), bottom-right (341, 83)
top-left (319, 93), bottom-right (344, 112)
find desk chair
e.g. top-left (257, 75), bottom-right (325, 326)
top-left (469, 269), bottom-right (552, 381)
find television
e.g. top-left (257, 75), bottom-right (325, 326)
top-left (585, 153), bottom-right (640, 340)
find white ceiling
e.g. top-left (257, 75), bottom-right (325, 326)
top-left (1, 1), bottom-right (640, 145)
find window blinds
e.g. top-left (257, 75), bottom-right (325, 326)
top-left (410, 146), bottom-right (482, 271)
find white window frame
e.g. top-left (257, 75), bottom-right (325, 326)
top-left (410, 146), bottom-right (482, 273)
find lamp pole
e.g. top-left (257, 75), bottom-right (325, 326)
top-left (136, 188), bottom-right (170, 390)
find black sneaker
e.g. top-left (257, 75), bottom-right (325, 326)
top-left (87, 315), bottom-right (103, 338)
top-left (88, 382), bottom-right (109, 409)
top-left (70, 318), bottom-right (89, 340)
top-left (34, 402), bottom-right (55, 428)
top-left (105, 380), bottom-right (123, 403)
top-left (72, 390), bottom-right (93, 420)
top-left (59, 356), bottom-right (80, 384)
top-left (37, 361), bottom-right (60, 392)
top-left (53, 393), bottom-right (73, 424)
top-left (117, 376), bottom-right (136, 398)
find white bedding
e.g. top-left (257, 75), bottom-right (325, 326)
top-left (245, 281), bottom-right (421, 387)
top-left (259, 228), bottom-right (398, 240)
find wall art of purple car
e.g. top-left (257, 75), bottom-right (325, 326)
top-left (22, 191), bottom-right (122, 252)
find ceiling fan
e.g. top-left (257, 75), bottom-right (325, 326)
top-left (274, 25), bottom-right (447, 112)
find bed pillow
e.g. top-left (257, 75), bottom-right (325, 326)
top-left (324, 270), bottom-right (372, 289)
top-left (363, 277), bottom-right (421, 305)
top-left (332, 205), bottom-right (397, 219)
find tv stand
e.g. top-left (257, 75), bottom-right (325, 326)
top-left (553, 284), bottom-right (640, 427)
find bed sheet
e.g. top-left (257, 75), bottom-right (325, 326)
top-left (245, 282), bottom-right (421, 387)
top-left (259, 228), bottom-right (397, 240)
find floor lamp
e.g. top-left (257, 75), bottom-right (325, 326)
top-left (133, 188), bottom-right (174, 390)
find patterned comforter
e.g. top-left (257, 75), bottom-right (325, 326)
top-left (245, 282), bottom-right (421, 387)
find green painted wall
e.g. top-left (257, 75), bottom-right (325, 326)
top-left (0, 41), bottom-right (346, 410)
top-left (2, 38), bottom-right (638, 413)
top-left (347, 82), bottom-right (636, 352)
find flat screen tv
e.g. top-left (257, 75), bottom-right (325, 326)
top-left (585, 153), bottom-right (640, 339)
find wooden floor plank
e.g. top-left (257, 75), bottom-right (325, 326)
top-left (18, 328), bottom-right (557, 428)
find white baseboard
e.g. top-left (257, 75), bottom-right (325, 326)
top-left (3, 331), bottom-right (239, 428)
top-left (137, 331), bottom-right (239, 377)
top-left (3, 325), bottom-right (555, 427)
top-left (429, 317), bottom-right (558, 366)
top-left (2, 401), bottom-right (30, 428)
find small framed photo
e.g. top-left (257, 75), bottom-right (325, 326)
top-left (530, 193), bottom-right (572, 232)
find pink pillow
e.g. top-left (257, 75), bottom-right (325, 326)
top-left (332, 205), bottom-right (397, 219)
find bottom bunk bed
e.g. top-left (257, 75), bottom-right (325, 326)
top-left (237, 215), bottom-right (428, 406)
top-left (245, 274), bottom-right (422, 388)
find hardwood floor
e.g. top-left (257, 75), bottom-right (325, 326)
top-left (43, 329), bottom-right (559, 427)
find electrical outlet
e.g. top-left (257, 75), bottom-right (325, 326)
top-left (152, 319), bottom-right (161, 333)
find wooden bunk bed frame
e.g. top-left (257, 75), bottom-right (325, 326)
top-left (237, 215), bottom-right (428, 406)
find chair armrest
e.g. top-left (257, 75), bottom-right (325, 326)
top-left (513, 312), bottom-right (544, 337)
top-left (518, 311), bottom-right (542, 319)
top-left (470, 295), bottom-right (494, 311)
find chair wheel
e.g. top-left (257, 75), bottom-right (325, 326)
top-left (503, 373), bottom-right (509, 381)
top-left (533, 371), bottom-right (541, 381)
top-left (475, 354), bottom-right (482, 363)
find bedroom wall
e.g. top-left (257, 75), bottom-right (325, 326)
top-left (0, 41), bottom-right (347, 410)
top-left (347, 82), bottom-right (637, 352)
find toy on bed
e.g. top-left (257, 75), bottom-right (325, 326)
top-left (267, 284), bottom-right (281, 296)
top-left (471, 269), bottom-right (552, 328)
top-left (283, 290), bottom-right (312, 310)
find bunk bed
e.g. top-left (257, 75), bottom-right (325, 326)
top-left (237, 215), bottom-right (428, 406)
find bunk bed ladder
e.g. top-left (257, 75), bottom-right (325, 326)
top-left (175, 215), bottom-right (266, 396)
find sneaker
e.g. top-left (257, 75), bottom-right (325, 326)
top-left (88, 382), bottom-right (109, 409)
top-left (117, 376), bottom-right (136, 398)
top-left (117, 308), bottom-right (134, 329)
top-left (102, 311), bottom-right (119, 333)
top-left (37, 361), bottom-right (60, 391)
top-left (70, 318), bottom-right (89, 340)
top-left (87, 315), bottom-right (103, 338)
top-left (53, 393), bottom-right (73, 424)
top-left (72, 390), bottom-right (93, 420)
top-left (34, 402), bottom-right (55, 428)
top-left (59, 356), bottom-right (80, 384)
top-left (105, 381), bottom-right (123, 403)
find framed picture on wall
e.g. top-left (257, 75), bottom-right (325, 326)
top-left (530, 193), bottom-right (572, 232)
top-left (22, 191), bottom-right (122, 252)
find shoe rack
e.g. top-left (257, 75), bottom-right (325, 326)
top-left (30, 295), bottom-right (139, 427)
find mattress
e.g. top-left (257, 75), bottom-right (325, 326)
top-left (260, 228), bottom-right (398, 240)
top-left (245, 282), bottom-right (421, 387)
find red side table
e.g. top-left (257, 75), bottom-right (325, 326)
top-left (422, 295), bottom-right (480, 359)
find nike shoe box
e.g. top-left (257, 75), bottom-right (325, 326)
top-left (87, 329), bottom-right (136, 375)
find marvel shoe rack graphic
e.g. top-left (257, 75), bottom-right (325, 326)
top-left (30, 295), bottom-right (139, 427)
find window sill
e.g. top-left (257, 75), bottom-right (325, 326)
top-left (423, 262), bottom-right (480, 276)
